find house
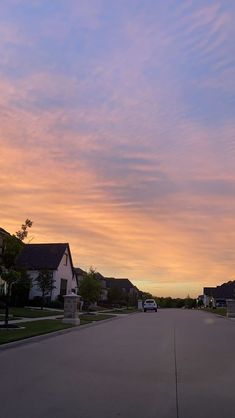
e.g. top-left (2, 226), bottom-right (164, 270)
top-left (203, 281), bottom-right (235, 307)
top-left (105, 277), bottom-right (139, 303)
top-left (0, 227), bottom-right (10, 265)
top-left (95, 272), bottom-right (108, 302)
top-left (74, 267), bottom-right (87, 292)
top-left (74, 268), bottom-right (109, 302)
top-left (203, 287), bottom-right (217, 307)
top-left (15, 243), bottom-right (77, 301)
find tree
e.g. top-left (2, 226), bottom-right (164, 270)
top-left (35, 270), bottom-right (56, 310)
top-left (0, 269), bottom-right (20, 326)
top-left (107, 286), bottom-right (125, 306)
top-left (15, 219), bottom-right (33, 241)
top-left (0, 220), bottom-right (33, 325)
top-left (184, 294), bottom-right (196, 309)
top-left (79, 267), bottom-right (101, 308)
top-left (11, 270), bottom-right (32, 307)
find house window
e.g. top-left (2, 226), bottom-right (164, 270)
top-left (63, 254), bottom-right (68, 266)
top-left (60, 279), bottom-right (68, 296)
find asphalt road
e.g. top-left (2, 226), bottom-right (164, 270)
top-left (1, 309), bottom-right (235, 418)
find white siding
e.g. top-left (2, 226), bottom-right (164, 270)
top-left (29, 248), bottom-right (76, 301)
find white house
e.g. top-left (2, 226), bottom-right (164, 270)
top-left (15, 243), bottom-right (77, 301)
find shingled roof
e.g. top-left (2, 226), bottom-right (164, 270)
top-left (105, 277), bottom-right (137, 291)
top-left (15, 243), bottom-right (71, 270)
top-left (74, 267), bottom-right (87, 276)
top-left (0, 227), bottom-right (10, 236)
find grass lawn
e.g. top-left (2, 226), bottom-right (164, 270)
top-left (0, 314), bottom-right (116, 345)
top-left (0, 315), bottom-right (21, 321)
top-left (0, 307), bottom-right (63, 319)
top-left (0, 319), bottom-right (74, 345)
top-left (203, 307), bottom-right (227, 316)
top-left (108, 309), bottom-right (138, 314)
top-left (80, 314), bottom-right (115, 323)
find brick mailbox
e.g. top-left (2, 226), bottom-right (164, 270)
top-left (63, 292), bottom-right (81, 325)
top-left (227, 300), bottom-right (235, 318)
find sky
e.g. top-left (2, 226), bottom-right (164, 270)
top-left (1, 0), bottom-right (235, 298)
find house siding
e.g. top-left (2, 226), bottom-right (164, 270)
top-left (29, 248), bottom-right (76, 301)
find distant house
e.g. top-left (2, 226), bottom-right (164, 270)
top-left (105, 277), bottom-right (139, 302)
top-left (0, 227), bottom-right (10, 265)
top-left (15, 243), bottom-right (77, 301)
top-left (74, 268), bottom-right (108, 302)
top-left (95, 272), bottom-right (108, 302)
top-left (74, 267), bottom-right (87, 292)
top-left (203, 282), bottom-right (235, 307)
top-left (203, 287), bottom-right (217, 307)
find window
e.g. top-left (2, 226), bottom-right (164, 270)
top-left (60, 279), bottom-right (68, 296)
top-left (63, 253), bottom-right (68, 266)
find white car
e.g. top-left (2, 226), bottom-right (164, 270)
top-left (143, 299), bottom-right (158, 312)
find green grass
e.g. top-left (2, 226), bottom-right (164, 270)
top-left (80, 314), bottom-right (115, 322)
top-left (0, 315), bottom-right (21, 321)
top-left (108, 309), bottom-right (138, 314)
top-left (0, 319), bottom-right (74, 345)
top-left (203, 307), bottom-right (227, 316)
top-left (0, 307), bottom-right (63, 318)
top-left (0, 314), bottom-right (116, 345)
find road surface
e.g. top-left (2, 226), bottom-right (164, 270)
top-left (1, 309), bottom-right (235, 418)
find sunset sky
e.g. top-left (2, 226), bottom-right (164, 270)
top-left (1, 0), bottom-right (235, 297)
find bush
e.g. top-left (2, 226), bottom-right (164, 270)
top-left (46, 298), bottom-right (64, 309)
top-left (29, 296), bottom-right (43, 307)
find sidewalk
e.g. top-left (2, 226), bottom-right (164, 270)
top-left (0, 315), bottom-right (63, 325)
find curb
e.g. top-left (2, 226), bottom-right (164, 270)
top-left (0, 315), bottom-right (120, 352)
top-left (199, 309), bottom-right (235, 321)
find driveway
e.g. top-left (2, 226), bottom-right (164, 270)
top-left (0, 309), bottom-right (235, 418)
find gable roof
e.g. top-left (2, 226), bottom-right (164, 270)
top-left (105, 277), bottom-right (137, 291)
top-left (15, 243), bottom-right (72, 271)
top-left (204, 282), bottom-right (235, 299)
top-left (0, 227), bottom-right (10, 237)
top-left (74, 267), bottom-right (87, 276)
top-left (116, 278), bottom-right (138, 291)
top-left (204, 287), bottom-right (216, 297)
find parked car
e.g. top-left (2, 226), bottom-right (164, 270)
top-left (143, 299), bottom-right (158, 312)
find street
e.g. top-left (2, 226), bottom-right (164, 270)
top-left (1, 309), bottom-right (235, 418)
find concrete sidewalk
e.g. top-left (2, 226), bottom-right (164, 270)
top-left (0, 314), bottom-right (63, 325)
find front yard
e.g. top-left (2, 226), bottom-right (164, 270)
top-left (106, 308), bottom-right (139, 314)
top-left (0, 320), bottom-right (73, 345)
top-left (0, 313), bottom-right (116, 345)
top-left (0, 307), bottom-right (63, 319)
top-left (203, 307), bottom-right (227, 316)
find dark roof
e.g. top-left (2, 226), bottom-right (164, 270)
top-left (105, 277), bottom-right (137, 291)
top-left (204, 282), bottom-right (235, 299)
top-left (0, 227), bottom-right (10, 236)
top-left (15, 243), bottom-right (71, 270)
top-left (74, 267), bottom-right (87, 276)
top-left (95, 272), bottom-right (105, 280)
top-left (116, 278), bottom-right (134, 290)
top-left (215, 281), bottom-right (235, 299)
top-left (204, 287), bottom-right (217, 297)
